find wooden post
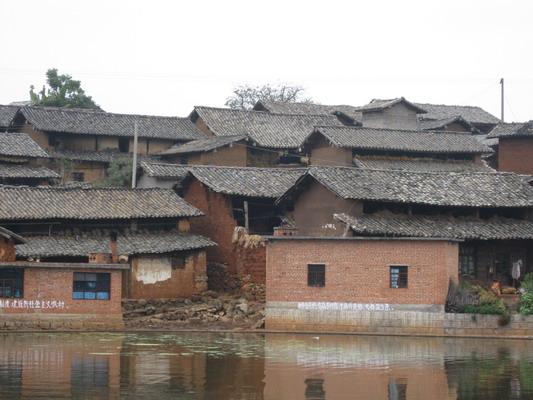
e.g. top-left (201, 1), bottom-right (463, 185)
top-left (244, 200), bottom-right (249, 232)
top-left (131, 121), bottom-right (138, 188)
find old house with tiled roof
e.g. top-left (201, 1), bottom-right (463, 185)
top-left (189, 106), bottom-right (348, 166)
top-left (303, 126), bottom-right (493, 171)
top-left (266, 166), bottom-right (533, 334)
top-left (487, 121), bottom-right (533, 174)
top-left (0, 131), bottom-right (59, 185)
top-left (0, 186), bottom-right (215, 300)
top-left (139, 162), bottom-right (304, 282)
top-left (9, 106), bottom-right (205, 183)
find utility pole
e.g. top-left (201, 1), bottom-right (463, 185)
top-left (500, 78), bottom-right (504, 122)
top-left (131, 121), bottom-right (138, 189)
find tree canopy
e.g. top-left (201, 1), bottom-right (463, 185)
top-left (225, 83), bottom-right (313, 110)
top-left (30, 68), bottom-right (100, 109)
top-left (94, 158), bottom-right (132, 188)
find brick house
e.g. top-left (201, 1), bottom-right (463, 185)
top-left (0, 225), bottom-right (126, 330)
top-left (487, 121), bottom-right (533, 174)
top-left (0, 131), bottom-right (59, 185)
top-left (188, 106), bottom-right (348, 166)
top-left (303, 126), bottom-right (493, 171)
top-left (276, 166), bottom-right (533, 286)
top-left (9, 106), bottom-right (205, 183)
top-left (138, 162), bottom-right (304, 282)
top-left (0, 186), bottom-right (214, 300)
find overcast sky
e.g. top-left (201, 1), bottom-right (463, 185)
top-left (1, 0), bottom-right (532, 121)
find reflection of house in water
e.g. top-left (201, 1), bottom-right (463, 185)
top-left (263, 334), bottom-right (456, 400)
top-left (0, 333), bottom-right (122, 399)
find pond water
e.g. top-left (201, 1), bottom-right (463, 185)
top-left (0, 332), bottom-right (532, 399)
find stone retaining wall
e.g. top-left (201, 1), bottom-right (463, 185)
top-left (266, 301), bottom-right (533, 338)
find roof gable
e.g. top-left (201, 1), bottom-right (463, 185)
top-left (419, 116), bottom-right (481, 134)
top-left (279, 166), bottom-right (533, 208)
top-left (355, 98), bottom-right (427, 114)
top-left (0, 105), bottom-right (20, 129)
top-left (21, 106), bottom-right (204, 141)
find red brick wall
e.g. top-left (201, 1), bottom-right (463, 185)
top-left (0, 268), bottom-right (122, 319)
top-left (266, 239), bottom-right (458, 305)
top-left (0, 238), bottom-right (16, 262)
top-left (184, 179), bottom-right (238, 273)
top-left (498, 137), bottom-right (533, 174)
top-left (127, 251), bottom-right (207, 299)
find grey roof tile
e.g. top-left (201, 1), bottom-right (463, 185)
top-left (0, 132), bottom-right (49, 158)
top-left (192, 106), bottom-right (345, 149)
top-left (285, 166), bottom-right (533, 208)
top-left (21, 106), bottom-right (204, 141)
top-left (50, 149), bottom-right (160, 163)
top-left (355, 98), bottom-right (427, 113)
top-left (419, 116), bottom-right (481, 133)
top-left (354, 157), bottom-right (495, 173)
top-left (16, 231), bottom-right (215, 258)
top-left (0, 226), bottom-right (25, 244)
top-left (414, 102), bottom-right (500, 125)
top-left (255, 101), bottom-right (362, 123)
top-left (311, 126), bottom-right (491, 154)
top-left (0, 164), bottom-right (60, 179)
top-left (160, 135), bottom-right (247, 155)
top-left (0, 186), bottom-right (202, 221)
top-left (0, 105), bottom-right (19, 129)
top-left (141, 162), bottom-right (305, 198)
top-left (487, 121), bottom-right (533, 138)
top-left (335, 212), bottom-right (533, 240)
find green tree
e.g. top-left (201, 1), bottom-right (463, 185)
top-left (94, 158), bottom-right (132, 188)
top-left (30, 68), bottom-right (100, 109)
top-left (225, 83), bottom-right (313, 110)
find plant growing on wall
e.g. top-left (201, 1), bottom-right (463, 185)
top-left (94, 158), bottom-right (132, 188)
top-left (519, 273), bottom-right (533, 315)
top-left (30, 68), bottom-right (100, 109)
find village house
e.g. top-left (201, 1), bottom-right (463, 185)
top-left (487, 121), bottom-right (533, 174)
top-left (138, 162), bottom-right (304, 283)
top-left (266, 166), bottom-right (533, 333)
top-left (187, 106), bottom-right (348, 166)
top-left (7, 106), bottom-right (205, 183)
top-left (303, 125), bottom-right (493, 171)
top-left (256, 98), bottom-right (500, 133)
top-left (0, 131), bottom-right (59, 185)
top-left (0, 186), bottom-right (215, 301)
top-left (0, 224), bottom-right (126, 330)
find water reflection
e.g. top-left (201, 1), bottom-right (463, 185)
top-left (0, 332), bottom-right (531, 399)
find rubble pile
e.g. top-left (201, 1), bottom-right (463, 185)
top-left (123, 287), bottom-right (265, 331)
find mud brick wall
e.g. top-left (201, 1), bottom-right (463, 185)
top-left (234, 243), bottom-right (266, 284)
top-left (497, 137), bottom-right (533, 175)
top-left (0, 237), bottom-right (16, 262)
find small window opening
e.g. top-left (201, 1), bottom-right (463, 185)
top-left (308, 264), bottom-right (325, 287)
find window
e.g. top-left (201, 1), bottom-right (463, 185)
top-left (73, 272), bottom-right (110, 300)
top-left (71, 172), bottom-right (85, 182)
top-left (0, 269), bottom-right (23, 298)
top-left (390, 266), bottom-right (408, 289)
top-left (459, 245), bottom-right (476, 276)
top-left (118, 137), bottom-right (129, 153)
top-left (170, 256), bottom-right (185, 270)
top-left (307, 264), bottom-right (325, 287)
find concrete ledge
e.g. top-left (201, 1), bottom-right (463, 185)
top-left (0, 313), bottom-right (124, 330)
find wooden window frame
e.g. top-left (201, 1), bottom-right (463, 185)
top-left (307, 264), bottom-right (325, 287)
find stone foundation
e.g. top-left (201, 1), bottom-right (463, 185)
top-left (266, 301), bottom-right (533, 338)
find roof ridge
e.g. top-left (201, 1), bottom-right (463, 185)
top-left (194, 105), bottom-right (343, 119)
top-left (23, 105), bottom-right (187, 120)
top-left (314, 125), bottom-right (475, 136)
top-left (309, 165), bottom-right (519, 177)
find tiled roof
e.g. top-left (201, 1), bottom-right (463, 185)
top-left (335, 213), bottom-right (533, 240)
top-left (192, 106), bottom-right (345, 149)
top-left (21, 106), bottom-right (204, 140)
top-left (0, 105), bottom-right (19, 128)
top-left (50, 149), bottom-right (160, 164)
top-left (160, 135), bottom-right (247, 155)
top-left (141, 162), bottom-right (305, 198)
top-left (354, 157), bottom-right (495, 173)
top-left (355, 98), bottom-right (427, 113)
top-left (283, 166), bottom-right (533, 208)
top-left (254, 101), bottom-right (362, 123)
top-left (487, 121), bottom-right (533, 138)
top-left (414, 102), bottom-right (500, 125)
top-left (0, 164), bottom-right (60, 179)
top-left (0, 132), bottom-right (49, 158)
top-left (0, 226), bottom-right (25, 244)
top-left (419, 116), bottom-right (481, 134)
top-left (0, 186), bottom-right (202, 221)
top-left (311, 126), bottom-right (492, 154)
top-left (16, 231), bottom-right (215, 258)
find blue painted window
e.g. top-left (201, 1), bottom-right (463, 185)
top-left (73, 272), bottom-right (110, 300)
